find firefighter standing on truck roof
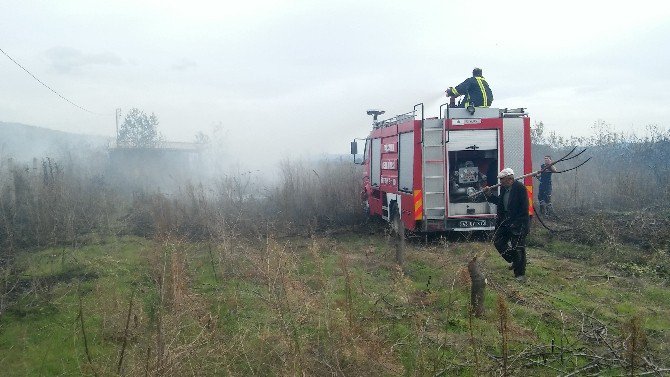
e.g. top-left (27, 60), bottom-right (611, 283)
top-left (445, 67), bottom-right (493, 108)
top-left (483, 168), bottom-right (530, 283)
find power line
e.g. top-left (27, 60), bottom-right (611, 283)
top-left (0, 47), bottom-right (111, 116)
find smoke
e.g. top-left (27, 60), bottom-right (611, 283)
top-left (423, 93), bottom-right (450, 119)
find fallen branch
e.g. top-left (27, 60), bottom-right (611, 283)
top-left (117, 288), bottom-right (135, 374)
top-left (77, 281), bottom-right (98, 377)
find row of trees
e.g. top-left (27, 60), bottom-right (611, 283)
top-left (530, 120), bottom-right (670, 210)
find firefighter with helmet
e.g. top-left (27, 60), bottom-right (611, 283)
top-left (445, 67), bottom-right (494, 108)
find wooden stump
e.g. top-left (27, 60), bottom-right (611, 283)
top-left (468, 257), bottom-right (486, 317)
top-left (392, 208), bottom-right (405, 267)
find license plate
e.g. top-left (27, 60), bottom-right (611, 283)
top-left (459, 220), bottom-right (487, 228)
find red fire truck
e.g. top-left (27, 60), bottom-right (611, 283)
top-left (352, 104), bottom-right (533, 233)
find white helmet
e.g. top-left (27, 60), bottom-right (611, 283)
top-left (497, 168), bottom-right (514, 179)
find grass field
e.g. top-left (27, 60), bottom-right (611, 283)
top-left (1, 224), bottom-right (669, 376)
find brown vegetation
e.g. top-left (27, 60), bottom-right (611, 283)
top-left (1, 124), bottom-right (670, 375)
top-left (0, 157), bottom-right (116, 251)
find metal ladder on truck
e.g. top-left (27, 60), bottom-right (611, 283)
top-left (418, 103), bottom-right (447, 227)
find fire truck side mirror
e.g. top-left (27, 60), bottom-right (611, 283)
top-left (351, 140), bottom-right (365, 164)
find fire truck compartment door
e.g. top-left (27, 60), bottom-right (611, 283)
top-left (446, 130), bottom-right (498, 151)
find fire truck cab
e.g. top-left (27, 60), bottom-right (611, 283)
top-left (353, 105), bottom-right (533, 232)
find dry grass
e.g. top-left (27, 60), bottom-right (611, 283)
top-left (1, 126), bottom-right (670, 375)
top-left (0, 158), bottom-right (116, 251)
top-left (2, 229), bottom-right (670, 376)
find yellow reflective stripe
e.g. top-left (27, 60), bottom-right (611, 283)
top-left (451, 87), bottom-right (459, 96)
top-left (414, 197), bottom-right (422, 212)
top-left (414, 190), bottom-right (423, 220)
top-left (475, 77), bottom-right (488, 106)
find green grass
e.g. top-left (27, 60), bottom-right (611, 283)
top-left (0, 237), bottom-right (152, 376)
top-left (1, 232), bottom-right (669, 376)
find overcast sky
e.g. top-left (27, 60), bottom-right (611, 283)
top-left (1, 0), bottom-right (669, 162)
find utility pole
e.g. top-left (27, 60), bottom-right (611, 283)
top-left (115, 108), bottom-right (121, 147)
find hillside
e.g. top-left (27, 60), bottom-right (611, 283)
top-left (0, 121), bottom-right (108, 162)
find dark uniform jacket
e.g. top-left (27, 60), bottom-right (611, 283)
top-left (538, 163), bottom-right (553, 192)
top-left (486, 180), bottom-right (529, 233)
top-left (448, 76), bottom-right (493, 107)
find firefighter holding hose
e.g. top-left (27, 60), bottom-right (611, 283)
top-left (445, 67), bottom-right (494, 108)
